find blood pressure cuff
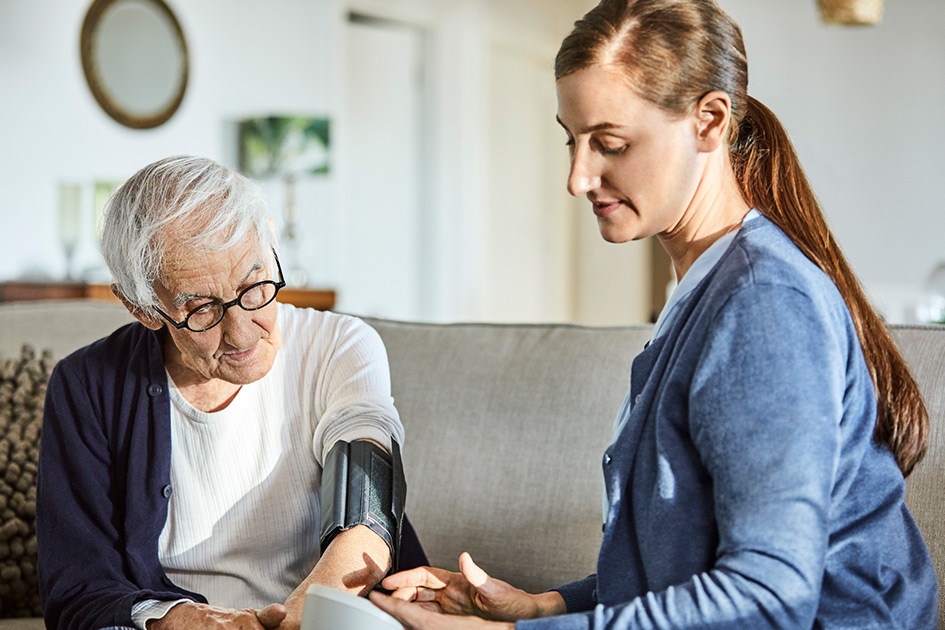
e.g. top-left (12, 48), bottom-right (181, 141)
top-left (319, 439), bottom-right (407, 571)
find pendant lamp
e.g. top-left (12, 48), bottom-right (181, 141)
top-left (817, 0), bottom-right (884, 25)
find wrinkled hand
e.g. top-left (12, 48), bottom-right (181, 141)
top-left (147, 601), bottom-right (287, 629)
top-left (370, 591), bottom-right (515, 630)
top-left (277, 590), bottom-right (305, 630)
top-left (381, 552), bottom-right (547, 622)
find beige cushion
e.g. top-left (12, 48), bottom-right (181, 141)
top-left (367, 318), bottom-right (650, 593)
top-left (0, 300), bottom-right (134, 361)
top-left (893, 325), bottom-right (945, 624)
top-left (0, 619), bottom-right (44, 629)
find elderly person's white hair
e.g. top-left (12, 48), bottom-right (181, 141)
top-left (100, 155), bottom-right (276, 314)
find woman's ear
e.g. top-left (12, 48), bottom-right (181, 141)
top-left (693, 90), bottom-right (732, 153)
top-left (111, 284), bottom-right (164, 331)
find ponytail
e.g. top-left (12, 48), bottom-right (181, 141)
top-left (731, 96), bottom-right (929, 476)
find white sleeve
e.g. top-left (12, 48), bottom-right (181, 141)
top-left (131, 598), bottom-right (190, 629)
top-left (311, 317), bottom-right (405, 465)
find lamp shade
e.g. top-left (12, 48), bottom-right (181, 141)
top-left (817, 0), bottom-right (883, 25)
top-left (238, 116), bottom-right (330, 179)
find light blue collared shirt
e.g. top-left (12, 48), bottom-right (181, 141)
top-left (651, 209), bottom-right (762, 342)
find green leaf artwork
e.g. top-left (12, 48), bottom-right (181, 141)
top-left (238, 116), bottom-right (330, 179)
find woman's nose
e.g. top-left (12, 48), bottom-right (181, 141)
top-left (567, 149), bottom-right (601, 197)
top-left (221, 306), bottom-right (259, 348)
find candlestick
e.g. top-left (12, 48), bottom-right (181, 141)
top-left (58, 183), bottom-right (82, 281)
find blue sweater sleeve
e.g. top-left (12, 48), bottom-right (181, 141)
top-left (520, 283), bottom-right (847, 630)
top-left (37, 359), bottom-right (192, 630)
top-left (551, 575), bottom-right (598, 613)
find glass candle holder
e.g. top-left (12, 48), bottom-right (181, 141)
top-left (58, 183), bottom-right (82, 281)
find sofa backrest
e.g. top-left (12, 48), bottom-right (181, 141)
top-left (0, 300), bottom-right (135, 360)
top-left (890, 326), bottom-right (945, 617)
top-left (366, 318), bottom-right (647, 593)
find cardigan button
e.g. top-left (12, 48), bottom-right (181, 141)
top-left (603, 452), bottom-right (612, 466)
top-left (147, 383), bottom-right (164, 397)
top-left (161, 484), bottom-right (173, 499)
top-left (634, 394), bottom-right (642, 405)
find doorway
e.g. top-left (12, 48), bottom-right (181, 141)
top-left (337, 13), bottom-right (428, 320)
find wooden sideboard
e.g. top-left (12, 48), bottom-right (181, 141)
top-left (0, 282), bottom-right (336, 311)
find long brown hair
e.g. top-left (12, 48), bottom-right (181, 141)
top-left (556, 0), bottom-right (928, 475)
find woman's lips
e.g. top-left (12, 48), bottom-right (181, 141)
top-left (223, 344), bottom-right (257, 362)
top-left (593, 201), bottom-right (624, 218)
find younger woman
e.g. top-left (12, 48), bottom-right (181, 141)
top-left (370, 1), bottom-right (938, 628)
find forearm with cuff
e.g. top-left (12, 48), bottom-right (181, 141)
top-left (131, 598), bottom-right (191, 629)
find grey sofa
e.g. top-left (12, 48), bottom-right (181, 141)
top-left (0, 299), bottom-right (941, 628)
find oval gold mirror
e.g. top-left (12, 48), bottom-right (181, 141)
top-left (80, 0), bottom-right (189, 130)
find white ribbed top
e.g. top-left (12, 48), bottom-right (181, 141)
top-left (133, 304), bottom-right (403, 625)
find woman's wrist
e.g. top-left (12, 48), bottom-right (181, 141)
top-left (531, 591), bottom-right (567, 618)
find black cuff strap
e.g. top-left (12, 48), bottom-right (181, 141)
top-left (319, 440), bottom-right (407, 571)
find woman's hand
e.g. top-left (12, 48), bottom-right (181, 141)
top-left (147, 601), bottom-right (287, 629)
top-left (381, 552), bottom-right (563, 621)
top-left (370, 591), bottom-right (515, 630)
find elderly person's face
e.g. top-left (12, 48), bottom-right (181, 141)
top-left (136, 233), bottom-right (282, 391)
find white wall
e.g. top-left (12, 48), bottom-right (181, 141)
top-left (0, 0), bottom-right (333, 281)
top-left (480, 24), bottom-right (575, 321)
top-left (0, 0), bottom-right (618, 324)
top-left (561, 0), bottom-right (945, 325)
top-left (4, 0), bottom-right (941, 325)
top-left (339, 0), bottom-right (492, 322)
top-left (338, 18), bottom-right (425, 320)
top-left (719, 0), bottom-right (945, 322)
top-left (478, 0), bottom-right (652, 325)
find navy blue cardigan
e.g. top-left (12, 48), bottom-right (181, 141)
top-left (524, 218), bottom-right (937, 629)
top-left (37, 324), bottom-right (205, 630)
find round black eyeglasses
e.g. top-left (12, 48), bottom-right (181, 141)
top-left (153, 250), bottom-right (286, 333)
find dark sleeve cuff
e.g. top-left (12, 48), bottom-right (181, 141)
top-left (550, 574), bottom-right (598, 613)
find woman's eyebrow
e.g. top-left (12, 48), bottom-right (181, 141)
top-left (241, 262), bottom-right (263, 283)
top-left (174, 292), bottom-right (210, 307)
top-left (172, 262), bottom-right (264, 306)
top-left (556, 115), bottom-right (625, 135)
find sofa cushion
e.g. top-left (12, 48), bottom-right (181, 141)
top-left (0, 619), bottom-right (44, 630)
top-left (366, 318), bottom-right (652, 594)
top-left (892, 325), bottom-right (945, 609)
top-left (0, 345), bottom-right (50, 618)
top-left (0, 300), bottom-right (134, 361)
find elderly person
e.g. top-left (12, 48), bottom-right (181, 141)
top-left (37, 156), bottom-right (422, 630)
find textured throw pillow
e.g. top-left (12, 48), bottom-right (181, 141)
top-left (0, 345), bottom-right (52, 617)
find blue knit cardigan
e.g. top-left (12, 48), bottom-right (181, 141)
top-left (520, 217), bottom-right (937, 630)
